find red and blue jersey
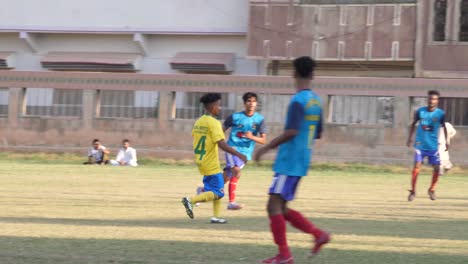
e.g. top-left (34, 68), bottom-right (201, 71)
top-left (414, 107), bottom-right (445, 151)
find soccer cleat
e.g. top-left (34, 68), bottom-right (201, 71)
top-left (210, 217), bottom-right (228, 224)
top-left (227, 202), bottom-right (244, 210)
top-left (428, 189), bottom-right (437, 201)
top-left (309, 232), bottom-right (331, 257)
top-left (181, 197), bottom-right (194, 219)
top-left (408, 190), bottom-right (416, 202)
top-left (195, 186), bottom-right (204, 207)
top-left (260, 255), bottom-right (294, 264)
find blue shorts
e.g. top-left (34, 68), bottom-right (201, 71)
top-left (268, 173), bottom-right (302, 201)
top-left (224, 153), bottom-right (246, 177)
top-left (414, 149), bottom-right (440, 166)
top-left (203, 173), bottom-right (225, 198)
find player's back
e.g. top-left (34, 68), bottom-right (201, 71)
top-left (192, 115), bottom-right (224, 176)
top-left (274, 90), bottom-right (322, 177)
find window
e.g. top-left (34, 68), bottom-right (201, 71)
top-left (25, 88), bottom-right (82, 117)
top-left (0, 88), bottom-right (8, 116)
top-left (433, 0), bottom-right (447, 41)
top-left (329, 96), bottom-right (394, 125)
top-left (99, 90), bottom-right (159, 119)
top-left (460, 0), bottom-right (468, 41)
top-left (175, 92), bottom-right (235, 120)
top-left (256, 93), bottom-right (291, 123)
top-left (412, 97), bottom-right (468, 126)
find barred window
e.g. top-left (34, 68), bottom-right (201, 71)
top-left (25, 88), bottom-right (82, 117)
top-left (329, 95), bottom-right (394, 124)
top-left (0, 88), bottom-right (8, 116)
top-left (175, 92), bottom-right (235, 120)
top-left (433, 0), bottom-right (447, 41)
top-left (412, 97), bottom-right (468, 126)
top-left (460, 0), bottom-right (468, 41)
top-left (99, 90), bottom-right (159, 119)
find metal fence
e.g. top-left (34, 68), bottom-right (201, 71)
top-left (174, 92), bottom-right (235, 120)
top-left (25, 88), bottom-right (83, 117)
top-left (329, 95), bottom-right (395, 125)
top-left (0, 88), bottom-right (8, 116)
top-left (412, 97), bottom-right (468, 126)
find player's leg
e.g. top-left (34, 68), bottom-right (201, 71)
top-left (181, 175), bottom-right (219, 219)
top-left (209, 173), bottom-right (227, 223)
top-left (409, 149), bottom-right (423, 201)
top-left (428, 151), bottom-right (441, 200)
top-left (227, 166), bottom-right (243, 210)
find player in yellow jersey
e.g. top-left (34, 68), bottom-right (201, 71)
top-left (182, 93), bottom-right (247, 224)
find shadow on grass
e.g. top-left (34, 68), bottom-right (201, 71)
top-left (1, 216), bottom-right (467, 241)
top-left (0, 236), bottom-right (467, 264)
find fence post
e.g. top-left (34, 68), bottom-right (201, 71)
top-left (394, 96), bottom-right (410, 129)
top-left (82, 89), bottom-right (97, 129)
top-left (8, 87), bottom-right (26, 128)
top-left (158, 91), bottom-right (175, 128)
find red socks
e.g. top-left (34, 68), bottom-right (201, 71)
top-left (269, 214), bottom-right (291, 258)
top-left (228, 177), bottom-right (238, 203)
top-left (411, 168), bottom-right (420, 192)
top-left (430, 170), bottom-right (439, 191)
top-left (285, 209), bottom-right (322, 239)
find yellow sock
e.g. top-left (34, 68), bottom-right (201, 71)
top-left (191, 191), bottom-right (217, 204)
top-left (213, 198), bottom-right (222, 218)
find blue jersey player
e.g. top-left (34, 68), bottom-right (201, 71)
top-left (255, 57), bottom-right (330, 264)
top-left (407, 90), bottom-right (448, 201)
top-left (223, 92), bottom-right (267, 210)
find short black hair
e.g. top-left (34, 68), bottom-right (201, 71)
top-left (242, 92), bottom-right (258, 103)
top-left (122, 139), bottom-right (130, 144)
top-left (200, 93), bottom-right (221, 108)
top-left (293, 56), bottom-right (316, 79)
top-left (428, 90), bottom-right (440, 97)
top-left (92, 139), bottom-right (100, 144)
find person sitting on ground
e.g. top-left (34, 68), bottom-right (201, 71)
top-left (110, 139), bottom-right (138, 167)
top-left (84, 139), bottom-right (110, 165)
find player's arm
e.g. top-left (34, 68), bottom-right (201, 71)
top-left (315, 112), bottom-right (323, 139)
top-left (254, 102), bottom-right (304, 161)
top-left (406, 110), bottom-right (419, 147)
top-left (101, 147), bottom-right (110, 155)
top-left (223, 115), bottom-right (233, 133)
top-left (244, 120), bottom-right (267, 145)
top-left (441, 114), bottom-right (449, 151)
top-left (217, 140), bottom-right (247, 163)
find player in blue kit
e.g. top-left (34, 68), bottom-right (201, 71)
top-left (223, 92), bottom-right (267, 210)
top-left (406, 90), bottom-right (448, 201)
top-left (255, 56), bottom-right (330, 264)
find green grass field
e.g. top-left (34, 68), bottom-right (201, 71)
top-left (0, 155), bottom-right (467, 264)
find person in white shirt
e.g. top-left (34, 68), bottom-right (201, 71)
top-left (84, 139), bottom-right (110, 165)
top-left (110, 139), bottom-right (138, 167)
top-left (439, 122), bottom-right (456, 175)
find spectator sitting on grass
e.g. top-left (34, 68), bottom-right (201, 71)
top-left (84, 139), bottom-right (110, 165)
top-left (110, 139), bottom-right (138, 167)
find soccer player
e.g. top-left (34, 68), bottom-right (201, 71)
top-left (223, 92), bottom-right (267, 210)
top-left (439, 122), bottom-right (456, 176)
top-left (182, 93), bottom-right (247, 224)
top-left (406, 90), bottom-right (448, 201)
top-left (254, 56), bottom-right (330, 264)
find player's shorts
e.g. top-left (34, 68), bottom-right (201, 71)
top-left (414, 148), bottom-right (440, 166)
top-left (268, 173), bottom-right (302, 201)
top-left (203, 173), bottom-right (225, 198)
top-left (224, 153), bottom-right (246, 177)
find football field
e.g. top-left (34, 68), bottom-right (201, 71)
top-left (0, 157), bottom-right (467, 264)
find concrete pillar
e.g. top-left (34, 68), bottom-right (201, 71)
top-left (8, 88), bottom-right (26, 128)
top-left (394, 96), bottom-right (410, 129)
top-left (158, 91), bottom-right (175, 128)
top-left (82, 89), bottom-right (97, 129)
top-left (320, 95), bottom-right (329, 124)
top-left (414, 0), bottom-right (426, 77)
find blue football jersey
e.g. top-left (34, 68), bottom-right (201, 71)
top-left (414, 107), bottom-right (445, 151)
top-left (224, 112), bottom-right (266, 160)
top-left (273, 90), bottom-right (322, 177)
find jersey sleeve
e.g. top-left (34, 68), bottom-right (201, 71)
top-left (258, 118), bottom-right (267, 134)
top-left (210, 120), bottom-right (225, 143)
top-left (413, 108), bottom-right (421, 122)
top-left (223, 115), bottom-right (234, 129)
top-left (439, 111), bottom-right (446, 127)
top-left (285, 102), bottom-right (305, 130)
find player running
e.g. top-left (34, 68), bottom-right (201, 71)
top-left (223, 92), bottom-right (267, 210)
top-left (181, 93), bottom-right (247, 224)
top-left (406, 90), bottom-right (448, 201)
top-left (255, 56), bottom-right (330, 264)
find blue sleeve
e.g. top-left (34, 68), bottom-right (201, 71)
top-left (414, 109), bottom-right (420, 122)
top-left (258, 119), bottom-right (267, 134)
top-left (223, 115), bottom-right (233, 129)
top-left (440, 112), bottom-right (446, 127)
top-left (285, 102), bottom-right (304, 130)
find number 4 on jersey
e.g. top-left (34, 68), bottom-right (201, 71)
top-left (194, 136), bottom-right (207, 160)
